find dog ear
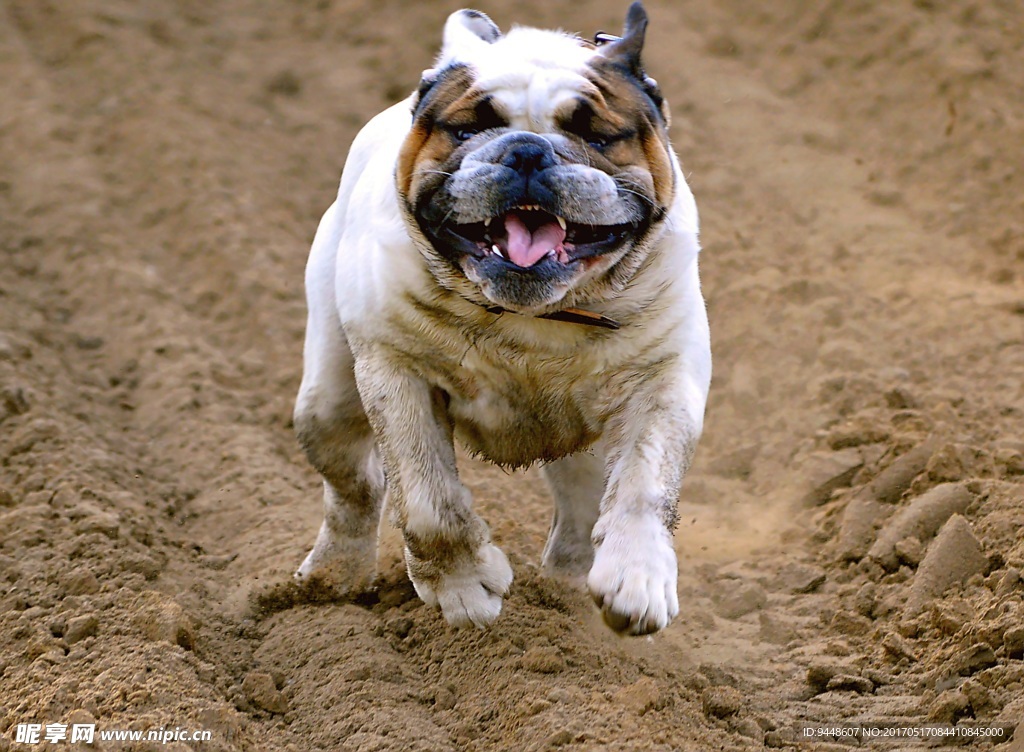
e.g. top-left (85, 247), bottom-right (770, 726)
top-left (599, 2), bottom-right (647, 75)
top-left (438, 9), bottom-right (501, 62)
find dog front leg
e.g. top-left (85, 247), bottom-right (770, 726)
top-left (588, 371), bottom-right (707, 635)
top-left (353, 353), bottom-right (513, 629)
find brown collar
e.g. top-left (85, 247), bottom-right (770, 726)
top-left (484, 305), bottom-right (620, 330)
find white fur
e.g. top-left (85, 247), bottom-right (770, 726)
top-left (295, 15), bottom-right (711, 633)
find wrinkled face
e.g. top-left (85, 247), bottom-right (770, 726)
top-left (397, 14), bottom-right (674, 314)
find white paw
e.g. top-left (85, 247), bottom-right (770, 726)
top-left (295, 521), bottom-right (377, 596)
top-left (410, 543), bottom-right (513, 629)
top-left (588, 516), bottom-right (679, 635)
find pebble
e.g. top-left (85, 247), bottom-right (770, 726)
top-left (432, 686), bottom-right (457, 711)
top-left (64, 614), bottom-right (99, 644)
top-left (242, 671), bottom-right (289, 714)
top-left (614, 677), bottom-right (662, 715)
top-left (904, 514), bottom-right (987, 616)
top-left (867, 483), bottom-right (973, 571)
top-left (701, 686), bottom-right (742, 718)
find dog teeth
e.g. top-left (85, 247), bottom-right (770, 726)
top-left (491, 244), bottom-right (504, 258)
top-left (484, 217), bottom-right (491, 228)
top-left (556, 215), bottom-right (567, 230)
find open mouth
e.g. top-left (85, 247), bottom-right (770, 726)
top-left (444, 205), bottom-right (636, 268)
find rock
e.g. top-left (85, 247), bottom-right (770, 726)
top-left (955, 643), bottom-right (997, 676)
top-left (714, 581), bottom-right (767, 619)
top-left (894, 536), bottom-right (924, 567)
top-left (520, 646), bottom-right (566, 674)
top-left (867, 483), bottom-right (973, 571)
top-left (1003, 626), bottom-right (1024, 659)
top-left (995, 568), bottom-right (1022, 596)
top-left (386, 616), bottom-right (413, 639)
top-left (64, 614), bottom-right (99, 644)
top-left (867, 442), bottom-right (935, 504)
top-left (800, 449), bottom-right (864, 505)
top-left (242, 671), bottom-right (288, 714)
top-left (701, 686), bottom-right (742, 718)
top-left (835, 496), bottom-right (887, 561)
top-left (926, 443), bottom-right (972, 482)
top-left (615, 677), bottom-right (663, 715)
top-left (904, 514), bottom-right (987, 616)
top-left (74, 511), bottom-right (120, 539)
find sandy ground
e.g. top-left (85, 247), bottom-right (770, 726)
top-left (1, 1), bottom-right (1023, 750)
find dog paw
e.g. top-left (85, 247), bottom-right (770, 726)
top-left (409, 543), bottom-right (513, 629)
top-left (588, 516), bottom-right (679, 635)
top-left (294, 522), bottom-right (377, 596)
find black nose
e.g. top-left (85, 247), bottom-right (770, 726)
top-left (500, 140), bottom-right (556, 176)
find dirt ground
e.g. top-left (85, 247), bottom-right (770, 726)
top-left (1, 0), bottom-right (1023, 750)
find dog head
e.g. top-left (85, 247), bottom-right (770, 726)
top-left (397, 3), bottom-right (676, 315)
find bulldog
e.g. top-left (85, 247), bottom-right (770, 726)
top-left (293, 2), bottom-right (711, 635)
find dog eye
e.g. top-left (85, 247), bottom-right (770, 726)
top-left (453, 126), bottom-right (481, 142)
top-left (587, 134), bottom-right (612, 149)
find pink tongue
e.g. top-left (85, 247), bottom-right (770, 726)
top-left (504, 213), bottom-right (567, 267)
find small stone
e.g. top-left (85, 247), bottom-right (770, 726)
top-left (714, 581), bottom-right (767, 619)
top-left (956, 643), bottom-right (997, 676)
top-left (701, 686), bottom-right (742, 718)
top-left (521, 646), bottom-right (566, 674)
top-left (835, 496), bottom-right (887, 561)
top-left (242, 671), bottom-right (289, 714)
top-left (894, 537), bottom-right (924, 567)
top-left (613, 677), bottom-right (662, 715)
top-left (996, 568), bottom-right (1022, 596)
top-left (64, 614), bottom-right (99, 644)
top-left (825, 674), bottom-right (874, 694)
